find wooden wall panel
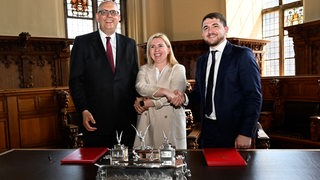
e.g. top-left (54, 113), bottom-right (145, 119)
top-left (0, 33), bottom-right (73, 152)
top-left (0, 87), bottom-right (69, 152)
top-left (16, 92), bottom-right (59, 147)
top-left (0, 97), bottom-right (6, 117)
top-left (285, 20), bottom-right (320, 75)
top-left (20, 115), bottom-right (58, 147)
top-left (0, 120), bottom-right (8, 152)
top-left (18, 96), bottom-right (36, 112)
top-left (260, 76), bottom-right (320, 148)
top-left (32, 63), bottom-right (54, 88)
top-left (0, 33), bottom-right (73, 89)
top-left (262, 76), bottom-right (320, 102)
top-left (7, 96), bottom-right (20, 148)
top-left (0, 63), bottom-right (20, 88)
top-left (17, 94), bottom-right (58, 114)
top-left (0, 97), bottom-right (9, 152)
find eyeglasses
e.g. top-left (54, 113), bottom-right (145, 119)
top-left (98, 9), bottom-right (119, 17)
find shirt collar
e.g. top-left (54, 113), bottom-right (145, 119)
top-left (210, 38), bottom-right (227, 53)
top-left (99, 29), bottom-right (116, 41)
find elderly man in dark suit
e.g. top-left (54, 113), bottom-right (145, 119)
top-left (69, 0), bottom-right (138, 148)
top-left (190, 12), bottom-right (262, 149)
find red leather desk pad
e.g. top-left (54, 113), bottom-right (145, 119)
top-left (202, 148), bottom-right (247, 166)
top-left (61, 148), bottom-right (108, 164)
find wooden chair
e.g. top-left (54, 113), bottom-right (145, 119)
top-left (57, 90), bottom-right (83, 148)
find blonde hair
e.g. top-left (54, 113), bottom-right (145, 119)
top-left (146, 32), bottom-right (179, 67)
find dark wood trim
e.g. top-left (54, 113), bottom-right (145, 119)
top-left (0, 33), bottom-right (73, 89)
top-left (285, 20), bottom-right (320, 75)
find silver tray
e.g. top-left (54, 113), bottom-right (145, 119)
top-left (95, 153), bottom-right (191, 180)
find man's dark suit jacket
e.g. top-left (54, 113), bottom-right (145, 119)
top-left (190, 41), bottom-right (262, 148)
top-left (69, 31), bottom-right (138, 147)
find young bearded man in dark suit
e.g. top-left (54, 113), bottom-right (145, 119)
top-left (190, 12), bottom-right (262, 149)
top-left (69, 0), bottom-right (138, 148)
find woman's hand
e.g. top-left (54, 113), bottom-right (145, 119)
top-left (134, 97), bottom-right (148, 114)
top-left (168, 90), bottom-right (185, 107)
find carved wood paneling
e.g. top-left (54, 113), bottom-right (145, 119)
top-left (137, 38), bottom-right (268, 79)
top-left (261, 76), bottom-right (320, 148)
top-left (0, 120), bottom-right (7, 152)
top-left (0, 33), bottom-right (75, 152)
top-left (0, 32), bottom-right (73, 89)
top-left (261, 76), bottom-right (320, 102)
top-left (0, 96), bottom-right (8, 152)
top-left (0, 87), bottom-right (70, 152)
top-left (285, 20), bottom-right (320, 75)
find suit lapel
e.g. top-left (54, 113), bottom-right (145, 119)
top-left (91, 31), bottom-right (106, 59)
top-left (114, 33), bottom-right (124, 77)
top-left (200, 52), bottom-right (210, 92)
top-left (90, 31), bottom-right (115, 76)
top-left (216, 41), bottom-right (232, 86)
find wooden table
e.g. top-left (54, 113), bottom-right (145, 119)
top-left (1, 149), bottom-right (320, 180)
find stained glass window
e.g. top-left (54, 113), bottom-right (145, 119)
top-left (65, 0), bottom-right (121, 39)
top-left (68, 0), bottom-right (93, 17)
top-left (284, 7), bottom-right (304, 27)
top-left (262, 0), bottom-right (303, 76)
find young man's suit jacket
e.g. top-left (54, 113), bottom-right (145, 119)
top-left (190, 41), bottom-right (262, 147)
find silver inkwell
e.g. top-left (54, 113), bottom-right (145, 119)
top-left (131, 124), bottom-right (161, 167)
top-left (159, 131), bottom-right (176, 166)
top-left (109, 131), bottom-right (128, 166)
top-left (95, 125), bottom-right (191, 179)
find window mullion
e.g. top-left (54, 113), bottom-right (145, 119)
top-left (92, 0), bottom-right (98, 32)
top-left (279, 8), bottom-right (285, 76)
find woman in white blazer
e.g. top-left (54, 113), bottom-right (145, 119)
top-left (133, 32), bottom-right (187, 149)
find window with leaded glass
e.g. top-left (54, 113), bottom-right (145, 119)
top-left (65, 0), bottom-right (122, 39)
top-left (262, 0), bottom-right (303, 76)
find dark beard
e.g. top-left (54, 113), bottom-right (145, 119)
top-left (204, 36), bottom-right (224, 47)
